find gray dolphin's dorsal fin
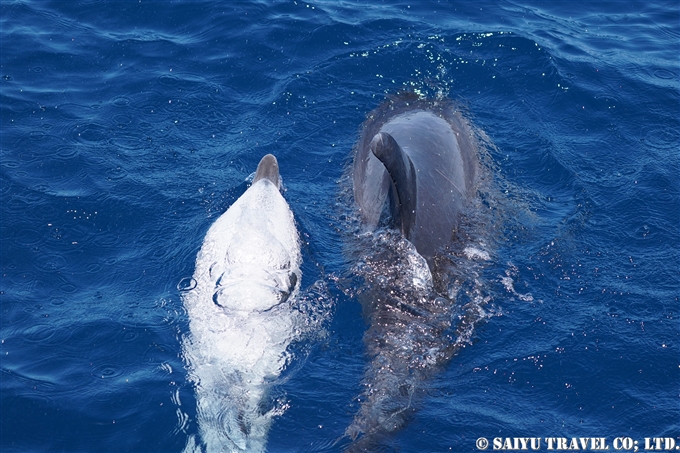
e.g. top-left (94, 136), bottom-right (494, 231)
top-left (370, 132), bottom-right (417, 240)
top-left (253, 154), bottom-right (280, 189)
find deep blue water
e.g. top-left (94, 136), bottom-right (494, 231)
top-left (1, 1), bottom-right (679, 452)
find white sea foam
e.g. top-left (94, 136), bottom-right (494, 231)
top-left (501, 265), bottom-right (534, 302)
top-left (463, 245), bottom-right (491, 261)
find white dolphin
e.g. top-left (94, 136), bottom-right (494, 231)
top-left (182, 154), bottom-right (301, 453)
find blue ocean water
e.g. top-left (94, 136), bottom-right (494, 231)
top-left (1, 0), bottom-right (678, 452)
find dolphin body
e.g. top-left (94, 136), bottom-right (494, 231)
top-left (182, 155), bottom-right (302, 453)
top-left (346, 94), bottom-right (481, 450)
top-left (353, 94), bottom-right (478, 269)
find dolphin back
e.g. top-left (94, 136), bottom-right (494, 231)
top-left (352, 94), bottom-right (479, 265)
top-left (346, 93), bottom-right (485, 452)
top-left (182, 154), bottom-right (300, 453)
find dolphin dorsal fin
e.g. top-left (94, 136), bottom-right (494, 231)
top-left (370, 132), bottom-right (417, 240)
top-left (253, 154), bottom-right (281, 189)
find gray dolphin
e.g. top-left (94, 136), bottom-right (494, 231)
top-left (345, 93), bottom-right (483, 451)
top-left (352, 93), bottom-right (478, 267)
